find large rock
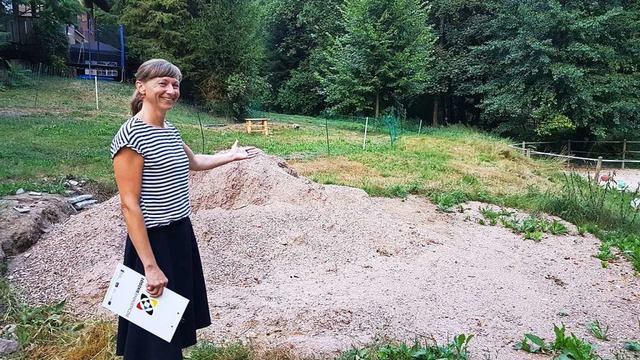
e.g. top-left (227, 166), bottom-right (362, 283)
top-left (0, 338), bottom-right (19, 355)
top-left (0, 194), bottom-right (76, 261)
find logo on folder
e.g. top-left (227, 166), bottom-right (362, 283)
top-left (136, 294), bottom-right (158, 315)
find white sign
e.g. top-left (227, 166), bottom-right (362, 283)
top-left (102, 264), bottom-right (189, 343)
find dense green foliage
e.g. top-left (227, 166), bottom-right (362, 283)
top-left (319, 0), bottom-right (435, 118)
top-left (260, 0), bottom-right (343, 115)
top-left (113, 0), bottom-right (261, 120)
top-left (474, 0), bottom-right (640, 140)
top-left (113, 0), bottom-right (191, 66)
top-left (185, 0), bottom-right (262, 119)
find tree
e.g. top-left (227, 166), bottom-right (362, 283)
top-left (113, 0), bottom-right (190, 68)
top-left (473, 0), bottom-right (640, 140)
top-left (320, 0), bottom-right (435, 117)
top-left (184, 0), bottom-right (262, 120)
top-left (422, 0), bottom-right (495, 126)
top-left (261, 0), bottom-right (343, 115)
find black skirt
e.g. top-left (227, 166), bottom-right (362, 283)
top-left (116, 217), bottom-right (211, 360)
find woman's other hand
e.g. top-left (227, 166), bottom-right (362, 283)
top-left (145, 264), bottom-right (168, 297)
top-left (230, 140), bottom-right (259, 161)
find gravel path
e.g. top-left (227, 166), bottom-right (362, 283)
top-left (8, 154), bottom-right (640, 359)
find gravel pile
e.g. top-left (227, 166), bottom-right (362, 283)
top-left (8, 154), bottom-right (640, 359)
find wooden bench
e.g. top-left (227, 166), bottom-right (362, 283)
top-left (244, 118), bottom-right (269, 135)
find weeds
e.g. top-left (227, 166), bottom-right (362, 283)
top-left (435, 191), bottom-right (468, 212)
top-left (478, 208), bottom-right (568, 242)
top-left (514, 324), bottom-right (602, 359)
top-left (187, 341), bottom-right (252, 360)
top-left (537, 173), bottom-right (640, 268)
top-left (588, 320), bottom-right (610, 341)
top-left (337, 334), bottom-right (473, 360)
top-left (623, 341), bottom-right (640, 351)
top-left (0, 278), bottom-right (115, 359)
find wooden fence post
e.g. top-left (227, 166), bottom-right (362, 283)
top-left (594, 156), bottom-right (603, 183)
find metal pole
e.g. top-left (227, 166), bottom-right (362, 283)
top-left (363, 117), bottom-right (369, 150)
top-left (325, 118), bottom-right (330, 156)
top-left (88, 18), bottom-right (92, 72)
top-left (119, 24), bottom-right (125, 82)
top-left (197, 109), bottom-right (204, 153)
top-left (622, 139), bottom-right (627, 169)
top-left (94, 75), bottom-right (99, 110)
top-left (34, 63), bottom-right (42, 108)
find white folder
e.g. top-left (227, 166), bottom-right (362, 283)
top-left (102, 263), bottom-right (189, 342)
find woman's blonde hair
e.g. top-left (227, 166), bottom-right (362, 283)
top-left (130, 59), bottom-right (182, 115)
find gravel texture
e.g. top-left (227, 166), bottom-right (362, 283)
top-left (8, 153), bottom-right (640, 359)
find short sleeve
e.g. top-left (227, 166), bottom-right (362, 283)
top-left (110, 121), bottom-right (144, 159)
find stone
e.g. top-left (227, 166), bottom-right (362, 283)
top-left (73, 199), bottom-right (98, 210)
top-left (2, 324), bottom-right (16, 335)
top-left (67, 180), bottom-right (79, 186)
top-left (15, 188), bottom-right (24, 195)
top-left (28, 192), bottom-right (42, 196)
top-left (0, 338), bottom-right (19, 355)
top-left (67, 194), bottom-right (93, 204)
top-left (12, 206), bottom-right (30, 214)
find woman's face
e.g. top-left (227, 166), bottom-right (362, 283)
top-left (138, 76), bottom-right (181, 112)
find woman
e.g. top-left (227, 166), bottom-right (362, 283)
top-left (110, 59), bottom-right (257, 359)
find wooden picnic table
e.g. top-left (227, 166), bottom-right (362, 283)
top-left (244, 118), bottom-right (269, 135)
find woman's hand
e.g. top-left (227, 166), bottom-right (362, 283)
top-left (144, 264), bottom-right (168, 297)
top-left (230, 140), bottom-right (259, 161)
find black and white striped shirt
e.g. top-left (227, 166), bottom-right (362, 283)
top-left (110, 117), bottom-right (191, 228)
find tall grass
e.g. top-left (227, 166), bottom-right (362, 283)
top-left (0, 278), bottom-right (115, 360)
top-left (509, 174), bottom-right (640, 268)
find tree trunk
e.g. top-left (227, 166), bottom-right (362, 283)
top-left (432, 95), bottom-right (439, 127)
top-left (30, 1), bottom-right (38, 17)
top-left (12, 0), bottom-right (20, 15)
top-left (375, 91), bottom-right (380, 119)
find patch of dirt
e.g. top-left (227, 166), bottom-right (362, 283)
top-left (0, 108), bottom-right (71, 117)
top-left (0, 194), bottom-right (76, 260)
top-left (7, 154), bottom-right (640, 359)
top-left (79, 180), bottom-right (117, 203)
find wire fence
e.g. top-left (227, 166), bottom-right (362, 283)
top-left (511, 140), bottom-right (640, 169)
top-left (2, 68), bottom-right (424, 160)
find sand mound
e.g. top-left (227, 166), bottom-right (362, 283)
top-left (189, 152), bottom-right (327, 211)
top-left (8, 154), bottom-right (640, 359)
